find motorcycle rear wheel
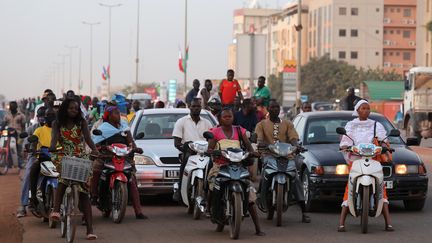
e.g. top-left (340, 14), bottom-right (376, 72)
top-left (47, 186), bottom-right (57, 228)
top-left (361, 186), bottom-right (370, 234)
top-left (112, 181), bottom-right (128, 224)
top-left (229, 191), bottom-right (242, 240)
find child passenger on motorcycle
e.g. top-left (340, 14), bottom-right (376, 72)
top-left (207, 108), bottom-right (264, 236)
top-left (91, 105), bottom-right (147, 219)
top-left (338, 99), bottom-right (394, 232)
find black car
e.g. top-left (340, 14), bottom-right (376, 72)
top-left (293, 111), bottom-right (428, 211)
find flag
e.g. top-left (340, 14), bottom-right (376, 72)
top-left (102, 65), bottom-right (110, 80)
top-left (178, 50), bottom-right (184, 73)
top-left (178, 46), bottom-right (189, 73)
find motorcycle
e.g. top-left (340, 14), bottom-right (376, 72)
top-left (0, 126), bottom-right (20, 175)
top-left (211, 148), bottom-right (251, 240)
top-left (92, 129), bottom-right (144, 224)
top-left (177, 132), bottom-right (213, 220)
top-left (257, 142), bottom-right (305, 226)
top-left (336, 127), bottom-right (399, 233)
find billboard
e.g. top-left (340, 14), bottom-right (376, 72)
top-left (168, 80), bottom-right (177, 103)
top-left (235, 34), bottom-right (266, 80)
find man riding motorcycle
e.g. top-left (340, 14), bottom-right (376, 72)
top-left (255, 99), bottom-right (311, 223)
top-left (172, 98), bottom-right (213, 201)
top-left (91, 104), bottom-right (147, 219)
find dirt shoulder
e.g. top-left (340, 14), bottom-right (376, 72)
top-left (0, 172), bottom-right (23, 243)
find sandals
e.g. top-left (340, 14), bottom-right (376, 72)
top-left (337, 225), bottom-right (346, 232)
top-left (50, 212), bottom-right (60, 221)
top-left (385, 225), bottom-right (395, 232)
top-left (87, 234), bottom-right (98, 240)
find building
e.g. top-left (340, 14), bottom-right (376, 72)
top-left (383, 0), bottom-right (417, 75)
top-left (262, 2), bottom-right (309, 75)
top-left (227, 8), bottom-right (281, 73)
top-left (416, 0), bottom-right (432, 67)
top-left (308, 0), bottom-right (384, 69)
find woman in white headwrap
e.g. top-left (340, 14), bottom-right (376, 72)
top-left (337, 99), bottom-right (394, 232)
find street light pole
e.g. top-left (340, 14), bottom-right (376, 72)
top-left (99, 2), bottom-right (122, 96)
top-left (135, 0), bottom-right (141, 92)
top-left (82, 21), bottom-right (100, 97)
top-left (296, 0), bottom-right (302, 109)
top-left (58, 54), bottom-right (69, 95)
top-left (65, 45), bottom-right (78, 91)
top-left (78, 47), bottom-right (82, 94)
top-left (184, 0), bottom-right (188, 95)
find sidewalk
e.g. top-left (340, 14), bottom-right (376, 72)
top-left (0, 171), bottom-right (24, 243)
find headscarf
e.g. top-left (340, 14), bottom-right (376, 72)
top-left (352, 99), bottom-right (369, 116)
top-left (102, 106), bottom-right (119, 122)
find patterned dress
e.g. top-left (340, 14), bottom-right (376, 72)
top-left (53, 124), bottom-right (90, 193)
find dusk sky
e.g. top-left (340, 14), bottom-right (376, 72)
top-left (0, 0), bottom-right (291, 100)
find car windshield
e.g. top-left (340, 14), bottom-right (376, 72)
top-left (135, 113), bottom-right (214, 139)
top-left (304, 116), bottom-right (403, 145)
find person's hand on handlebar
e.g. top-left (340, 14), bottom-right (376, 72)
top-left (133, 147), bottom-right (143, 154)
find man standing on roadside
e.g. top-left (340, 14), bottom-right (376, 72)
top-left (253, 76), bottom-right (271, 107)
top-left (197, 79), bottom-right (213, 109)
top-left (219, 69), bottom-right (243, 109)
top-left (186, 79), bottom-right (201, 107)
top-left (301, 102), bottom-right (312, 113)
top-left (4, 101), bottom-right (26, 168)
top-left (341, 87), bottom-right (361, 111)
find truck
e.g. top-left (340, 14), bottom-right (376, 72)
top-left (403, 67), bottom-right (432, 142)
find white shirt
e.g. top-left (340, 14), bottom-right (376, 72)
top-left (172, 115), bottom-right (213, 144)
top-left (340, 118), bottom-right (387, 147)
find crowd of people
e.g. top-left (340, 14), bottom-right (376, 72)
top-left (0, 68), bottom-right (395, 241)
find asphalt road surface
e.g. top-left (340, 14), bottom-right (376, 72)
top-left (10, 144), bottom-right (430, 243)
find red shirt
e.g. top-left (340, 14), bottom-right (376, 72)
top-left (219, 79), bottom-right (241, 105)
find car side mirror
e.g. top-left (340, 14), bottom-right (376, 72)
top-left (28, 135), bottom-right (39, 143)
top-left (92, 129), bottom-right (102, 136)
top-left (19, 132), bottom-right (29, 139)
top-left (135, 132), bottom-right (145, 139)
top-left (203, 131), bottom-right (214, 140)
top-left (388, 129), bottom-right (400, 137)
top-left (406, 137), bottom-right (420, 146)
top-left (336, 127), bottom-right (347, 135)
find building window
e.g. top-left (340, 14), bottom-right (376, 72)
top-left (403, 8), bottom-right (412, 17)
top-left (390, 52), bottom-right (394, 56)
top-left (384, 8), bottom-right (387, 13)
top-left (376, 8), bottom-right (380, 12)
top-left (383, 52), bottom-right (387, 56)
top-left (375, 52), bottom-right (379, 56)
top-left (351, 51), bottom-right (358, 59)
top-left (351, 8), bottom-right (359, 16)
top-left (339, 7), bottom-right (347, 15)
top-left (384, 30), bottom-right (387, 34)
top-left (390, 30), bottom-right (394, 34)
top-left (396, 30), bottom-right (401, 35)
top-left (396, 8), bottom-right (400, 13)
top-left (426, 53), bottom-right (429, 66)
top-left (403, 30), bottom-right (411, 38)
top-left (339, 51), bottom-right (346, 59)
top-left (339, 29), bottom-right (346, 37)
top-left (390, 8), bottom-right (394, 13)
top-left (376, 30), bottom-right (380, 34)
top-left (403, 52), bottom-right (411, 60)
top-left (351, 29), bottom-right (358, 37)
top-left (396, 52), bottom-right (400, 56)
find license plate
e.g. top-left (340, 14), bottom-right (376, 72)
top-left (385, 181), bottom-right (393, 189)
top-left (165, 170), bottom-right (180, 178)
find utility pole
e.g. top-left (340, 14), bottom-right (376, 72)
top-left (82, 21), bottom-right (100, 96)
top-left (135, 0), bottom-right (141, 92)
top-left (184, 0), bottom-right (188, 95)
top-left (65, 45), bottom-right (78, 91)
top-left (58, 54), bottom-right (69, 95)
top-left (78, 47), bottom-right (82, 94)
top-left (99, 2), bottom-right (122, 96)
top-left (296, 0), bottom-right (303, 109)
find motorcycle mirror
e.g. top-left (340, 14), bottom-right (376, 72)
top-left (27, 135), bottom-right (39, 143)
top-left (249, 133), bottom-right (258, 143)
top-left (136, 132), bottom-right (145, 139)
top-left (336, 127), bottom-right (347, 135)
top-left (92, 129), bottom-right (102, 136)
top-left (19, 132), bottom-right (29, 139)
top-left (203, 131), bottom-right (214, 140)
top-left (388, 129), bottom-right (400, 137)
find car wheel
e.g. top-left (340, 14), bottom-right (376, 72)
top-left (302, 169), bottom-right (315, 212)
top-left (404, 199), bottom-right (426, 211)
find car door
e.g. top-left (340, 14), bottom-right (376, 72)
top-left (293, 115), bottom-right (307, 169)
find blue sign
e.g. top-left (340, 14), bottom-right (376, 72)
top-left (168, 80), bottom-right (177, 103)
top-left (300, 95), bottom-right (308, 103)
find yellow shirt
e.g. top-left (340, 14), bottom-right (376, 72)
top-left (33, 125), bottom-right (52, 150)
top-left (127, 112), bottom-right (135, 123)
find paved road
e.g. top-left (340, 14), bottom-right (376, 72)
top-left (16, 146), bottom-right (431, 243)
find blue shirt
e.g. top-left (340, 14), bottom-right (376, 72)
top-left (233, 110), bottom-right (258, 133)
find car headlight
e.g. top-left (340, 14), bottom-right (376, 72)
top-left (395, 164), bottom-right (419, 174)
top-left (335, 164), bottom-right (349, 175)
top-left (134, 155), bottom-right (155, 165)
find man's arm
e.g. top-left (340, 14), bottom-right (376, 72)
top-left (286, 121), bottom-right (300, 146)
top-left (174, 137), bottom-right (184, 152)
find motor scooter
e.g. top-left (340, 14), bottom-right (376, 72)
top-left (336, 127), bottom-right (399, 233)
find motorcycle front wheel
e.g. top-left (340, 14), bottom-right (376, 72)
top-left (0, 151), bottom-right (9, 175)
top-left (47, 186), bottom-right (57, 228)
top-left (112, 181), bottom-right (128, 224)
top-left (193, 178), bottom-right (204, 220)
top-left (229, 191), bottom-right (242, 240)
top-left (361, 186), bottom-right (370, 234)
top-left (276, 183), bottom-right (285, 227)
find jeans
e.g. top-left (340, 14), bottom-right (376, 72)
top-left (20, 155), bottom-right (36, 206)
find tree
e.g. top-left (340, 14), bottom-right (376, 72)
top-left (267, 73), bottom-right (283, 104)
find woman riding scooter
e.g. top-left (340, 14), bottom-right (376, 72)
top-left (91, 104), bottom-right (147, 219)
top-left (338, 99), bottom-right (394, 232)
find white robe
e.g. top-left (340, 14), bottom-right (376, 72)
top-left (340, 118), bottom-right (387, 147)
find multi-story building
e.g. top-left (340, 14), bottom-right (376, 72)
top-left (308, 0), bottom-right (384, 69)
top-left (228, 8), bottom-right (281, 73)
top-left (383, 0), bottom-right (417, 75)
top-left (262, 3), bottom-right (309, 75)
top-left (416, 0), bottom-right (432, 67)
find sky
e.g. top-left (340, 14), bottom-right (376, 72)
top-left (0, 0), bottom-right (291, 100)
